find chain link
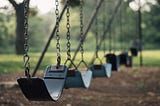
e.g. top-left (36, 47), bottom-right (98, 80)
top-left (79, 0), bottom-right (84, 60)
top-left (23, 0), bottom-right (30, 78)
top-left (55, 0), bottom-right (61, 67)
top-left (66, 0), bottom-right (71, 60)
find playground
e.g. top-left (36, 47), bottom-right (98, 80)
top-left (0, 67), bottom-right (160, 106)
top-left (0, 0), bottom-right (160, 105)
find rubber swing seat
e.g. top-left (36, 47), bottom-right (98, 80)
top-left (90, 63), bottom-right (112, 78)
top-left (17, 65), bottom-right (68, 101)
top-left (118, 52), bottom-right (129, 65)
top-left (64, 70), bottom-right (92, 88)
top-left (105, 53), bottom-right (120, 71)
top-left (130, 47), bottom-right (138, 56)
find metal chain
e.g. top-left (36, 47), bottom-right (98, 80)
top-left (109, 27), bottom-right (112, 53)
top-left (103, 2), bottom-right (106, 55)
top-left (95, 14), bottom-right (98, 58)
top-left (55, 0), bottom-right (61, 67)
top-left (23, 0), bottom-right (30, 78)
top-left (79, 0), bottom-right (84, 60)
top-left (119, 4), bottom-right (123, 51)
top-left (66, 0), bottom-right (71, 60)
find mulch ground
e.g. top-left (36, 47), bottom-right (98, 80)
top-left (0, 66), bottom-right (160, 106)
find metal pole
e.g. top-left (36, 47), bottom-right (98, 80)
top-left (32, 2), bottom-right (68, 77)
top-left (138, 0), bottom-right (143, 66)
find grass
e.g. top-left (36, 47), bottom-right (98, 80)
top-left (133, 50), bottom-right (160, 66)
top-left (0, 50), bottom-right (160, 74)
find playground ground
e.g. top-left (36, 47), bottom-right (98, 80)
top-left (0, 66), bottom-right (160, 106)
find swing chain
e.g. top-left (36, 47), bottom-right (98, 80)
top-left (80, 0), bottom-right (84, 60)
top-left (102, 2), bottom-right (106, 55)
top-left (23, 0), bottom-right (30, 78)
top-left (55, 0), bottom-right (61, 67)
top-left (66, 0), bottom-right (71, 60)
top-left (95, 14), bottom-right (98, 58)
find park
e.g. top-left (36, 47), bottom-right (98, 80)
top-left (0, 0), bottom-right (160, 105)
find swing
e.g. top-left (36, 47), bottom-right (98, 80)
top-left (64, 0), bottom-right (92, 88)
top-left (105, 53), bottom-right (119, 71)
top-left (129, 9), bottom-right (141, 57)
top-left (90, 13), bottom-right (111, 78)
top-left (130, 47), bottom-right (138, 56)
top-left (118, 52), bottom-right (129, 65)
top-left (105, 25), bottom-right (119, 71)
top-left (118, 5), bottom-right (130, 66)
top-left (17, 0), bottom-right (68, 101)
top-left (90, 63), bottom-right (112, 78)
top-left (17, 65), bottom-right (68, 101)
top-left (65, 68), bottom-right (92, 88)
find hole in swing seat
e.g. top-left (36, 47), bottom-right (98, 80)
top-left (67, 69), bottom-right (76, 77)
top-left (93, 64), bottom-right (103, 70)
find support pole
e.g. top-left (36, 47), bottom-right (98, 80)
top-left (138, 0), bottom-right (143, 66)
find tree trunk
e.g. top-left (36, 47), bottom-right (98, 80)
top-left (15, 3), bottom-right (25, 55)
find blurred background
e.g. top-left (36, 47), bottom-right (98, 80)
top-left (0, 0), bottom-right (160, 106)
top-left (0, 0), bottom-right (160, 73)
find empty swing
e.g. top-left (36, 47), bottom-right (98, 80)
top-left (64, 0), bottom-right (92, 88)
top-left (105, 26), bottom-right (120, 71)
top-left (130, 47), bottom-right (138, 56)
top-left (129, 11), bottom-right (141, 57)
top-left (118, 5), bottom-right (129, 66)
top-left (90, 13), bottom-right (111, 78)
top-left (17, 0), bottom-right (68, 101)
top-left (119, 52), bottom-right (129, 65)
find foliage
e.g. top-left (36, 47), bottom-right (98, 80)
top-left (0, 8), bottom-right (54, 53)
top-left (0, 0), bottom-right (160, 54)
top-left (0, 14), bottom-right (8, 47)
top-left (0, 13), bottom-right (15, 52)
top-left (142, 4), bottom-right (160, 49)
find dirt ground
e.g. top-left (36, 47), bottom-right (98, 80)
top-left (0, 66), bottom-right (160, 106)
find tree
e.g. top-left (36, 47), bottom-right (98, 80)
top-left (0, 14), bottom-right (8, 47)
top-left (8, 0), bottom-right (30, 54)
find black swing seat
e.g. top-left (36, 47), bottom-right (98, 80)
top-left (105, 53), bottom-right (120, 71)
top-left (17, 65), bottom-right (68, 101)
top-left (130, 47), bottom-right (138, 56)
top-left (90, 63), bottom-right (112, 78)
top-left (118, 52), bottom-right (129, 65)
top-left (64, 70), bottom-right (92, 88)
top-left (17, 78), bottom-right (52, 101)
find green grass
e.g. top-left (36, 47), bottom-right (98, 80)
top-left (133, 50), bottom-right (160, 66)
top-left (0, 50), bottom-right (160, 74)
